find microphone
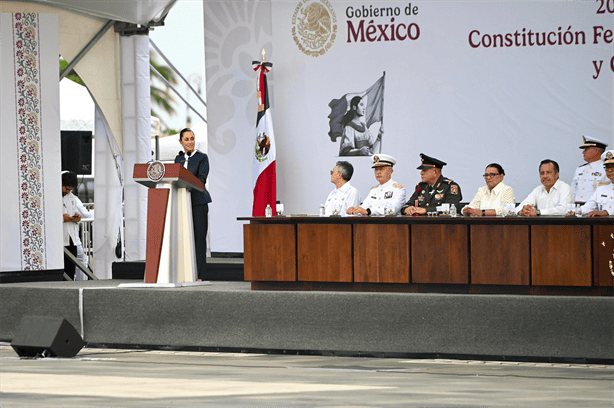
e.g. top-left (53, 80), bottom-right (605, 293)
top-left (178, 151), bottom-right (185, 156)
top-left (186, 151), bottom-right (192, 157)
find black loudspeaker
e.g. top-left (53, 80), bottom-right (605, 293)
top-left (11, 316), bottom-right (84, 358)
top-left (61, 130), bottom-right (92, 175)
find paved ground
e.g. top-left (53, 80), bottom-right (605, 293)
top-left (1, 344), bottom-right (612, 407)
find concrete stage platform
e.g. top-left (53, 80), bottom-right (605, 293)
top-left (0, 280), bottom-right (612, 363)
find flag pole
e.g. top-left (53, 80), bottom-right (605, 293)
top-left (251, 50), bottom-right (277, 216)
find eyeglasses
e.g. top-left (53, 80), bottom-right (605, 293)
top-left (330, 170), bottom-right (338, 175)
top-left (483, 173), bottom-right (500, 178)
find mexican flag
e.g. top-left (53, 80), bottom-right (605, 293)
top-left (251, 59), bottom-right (277, 216)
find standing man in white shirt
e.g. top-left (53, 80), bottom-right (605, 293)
top-left (324, 161), bottom-right (361, 216)
top-left (62, 172), bottom-right (81, 280)
top-left (517, 159), bottom-right (573, 216)
top-left (572, 136), bottom-right (607, 204)
top-left (347, 154), bottom-right (406, 216)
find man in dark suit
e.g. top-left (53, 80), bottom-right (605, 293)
top-left (402, 153), bottom-right (462, 215)
top-left (175, 128), bottom-right (212, 281)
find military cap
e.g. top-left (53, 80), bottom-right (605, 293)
top-left (372, 154), bottom-right (396, 168)
top-left (417, 153), bottom-right (446, 170)
top-left (602, 150), bottom-right (614, 166)
top-left (580, 136), bottom-right (608, 150)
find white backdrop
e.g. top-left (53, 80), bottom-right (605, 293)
top-left (205, 1), bottom-right (614, 252)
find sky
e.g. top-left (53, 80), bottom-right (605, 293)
top-left (149, 0), bottom-right (206, 134)
top-left (58, 1), bottom-right (207, 136)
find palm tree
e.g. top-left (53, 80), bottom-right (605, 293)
top-left (150, 52), bottom-right (178, 121)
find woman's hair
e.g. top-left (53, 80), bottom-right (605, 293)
top-left (341, 96), bottom-right (363, 127)
top-left (485, 163), bottom-right (505, 176)
top-left (179, 128), bottom-right (193, 141)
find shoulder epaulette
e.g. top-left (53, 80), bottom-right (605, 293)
top-left (371, 184), bottom-right (379, 190)
top-left (579, 162), bottom-right (589, 168)
top-left (598, 181), bottom-right (612, 186)
top-left (393, 183), bottom-right (404, 188)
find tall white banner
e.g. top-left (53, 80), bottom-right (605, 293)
top-left (1, 13), bottom-right (62, 271)
top-left (205, 1), bottom-right (613, 252)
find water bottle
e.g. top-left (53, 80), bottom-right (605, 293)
top-left (574, 204), bottom-right (582, 217)
top-left (450, 204), bottom-right (457, 217)
top-left (319, 204), bottom-right (326, 216)
top-left (265, 204), bottom-right (272, 217)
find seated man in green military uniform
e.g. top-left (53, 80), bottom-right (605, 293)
top-left (402, 153), bottom-right (462, 216)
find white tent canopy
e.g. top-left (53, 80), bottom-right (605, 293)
top-left (1, 0), bottom-right (177, 277)
top-left (9, 0), bottom-right (175, 25)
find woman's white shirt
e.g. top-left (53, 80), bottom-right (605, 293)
top-left (466, 182), bottom-right (515, 216)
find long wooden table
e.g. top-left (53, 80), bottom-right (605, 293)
top-left (238, 216), bottom-right (613, 295)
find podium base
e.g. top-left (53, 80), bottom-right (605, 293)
top-left (181, 281), bottom-right (213, 287)
top-left (117, 281), bottom-right (212, 288)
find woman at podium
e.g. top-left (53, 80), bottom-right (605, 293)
top-left (175, 128), bottom-right (212, 280)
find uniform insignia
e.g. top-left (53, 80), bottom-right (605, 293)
top-left (435, 194), bottom-right (443, 200)
top-left (385, 191), bottom-right (393, 199)
top-left (450, 185), bottom-right (459, 195)
top-left (598, 181), bottom-right (612, 186)
top-left (393, 183), bottom-right (404, 188)
top-left (607, 151), bottom-right (613, 160)
top-left (371, 184), bottom-right (379, 190)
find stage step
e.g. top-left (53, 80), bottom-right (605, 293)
top-left (112, 258), bottom-right (244, 281)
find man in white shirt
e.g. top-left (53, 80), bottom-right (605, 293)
top-left (324, 161), bottom-right (361, 216)
top-left (347, 154), bottom-right (406, 216)
top-left (74, 194), bottom-right (94, 279)
top-left (516, 159), bottom-right (573, 216)
top-left (572, 136), bottom-right (607, 204)
top-left (62, 172), bottom-right (81, 279)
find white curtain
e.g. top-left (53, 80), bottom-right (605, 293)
top-left (93, 107), bottom-right (124, 279)
top-left (1, 13), bottom-right (63, 272)
top-left (121, 34), bottom-right (151, 262)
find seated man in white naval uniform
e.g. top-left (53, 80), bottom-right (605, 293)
top-left (324, 161), bottom-right (361, 216)
top-left (572, 136), bottom-right (607, 204)
top-left (582, 150), bottom-right (614, 217)
top-left (347, 154), bottom-right (407, 216)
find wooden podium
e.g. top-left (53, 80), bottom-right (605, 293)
top-left (128, 163), bottom-right (208, 287)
